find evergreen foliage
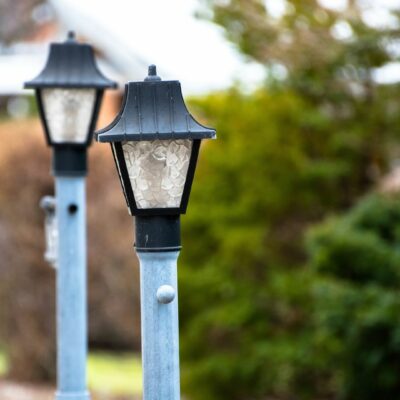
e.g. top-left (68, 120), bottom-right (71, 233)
top-left (308, 194), bottom-right (400, 400)
top-left (178, 1), bottom-right (400, 398)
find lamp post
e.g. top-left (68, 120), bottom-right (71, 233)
top-left (96, 65), bottom-right (216, 399)
top-left (25, 32), bottom-right (116, 400)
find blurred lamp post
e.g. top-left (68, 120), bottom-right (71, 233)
top-left (96, 65), bottom-right (216, 400)
top-left (25, 32), bottom-right (116, 400)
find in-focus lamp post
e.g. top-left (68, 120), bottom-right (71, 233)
top-left (25, 32), bottom-right (116, 400)
top-left (96, 65), bottom-right (216, 399)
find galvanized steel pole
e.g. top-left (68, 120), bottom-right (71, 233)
top-left (137, 251), bottom-right (181, 400)
top-left (55, 176), bottom-right (90, 400)
top-left (134, 215), bottom-right (183, 400)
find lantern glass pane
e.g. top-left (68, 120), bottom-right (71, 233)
top-left (42, 88), bottom-right (96, 143)
top-left (122, 139), bottom-right (192, 209)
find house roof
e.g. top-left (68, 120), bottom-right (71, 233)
top-left (0, 0), bottom-right (148, 96)
top-left (48, 0), bottom-right (148, 81)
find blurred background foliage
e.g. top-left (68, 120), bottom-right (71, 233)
top-left (1, 0), bottom-right (400, 399)
top-left (307, 194), bottom-right (400, 400)
top-left (178, 0), bottom-right (400, 399)
top-left (0, 121), bottom-right (141, 383)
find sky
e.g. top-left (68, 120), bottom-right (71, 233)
top-left (51, 0), bottom-right (266, 95)
top-left (51, 0), bottom-right (400, 93)
top-left (13, 0), bottom-right (400, 97)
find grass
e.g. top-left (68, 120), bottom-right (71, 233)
top-left (0, 349), bottom-right (142, 396)
top-left (0, 350), bottom-right (7, 376)
top-left (88, 352), bottom-right (142, 396)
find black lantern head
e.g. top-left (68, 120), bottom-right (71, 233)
top-left (96, 65), bottom-right (216, 216)
top-left (25, 31), bottom-right (117, 147)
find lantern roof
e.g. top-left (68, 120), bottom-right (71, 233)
top-left (24, 31), bottom-right (117, 89)
top-left (96, 65), bottom-right (216, 142)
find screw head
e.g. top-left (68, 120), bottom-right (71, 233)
top-left (156, 285), bottom-right (175, 304)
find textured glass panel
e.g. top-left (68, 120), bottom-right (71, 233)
top-left (122, 139), bottom-right (192, 209)
top-left (42, 89), bottom-right (96, 143)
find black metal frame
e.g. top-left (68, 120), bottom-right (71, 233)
top-left (111, 143), bottom-right (130, 210)
top-left (35, 89), bottom-right (104, 148)
top-left (113, 139), bottom-right (201, 216)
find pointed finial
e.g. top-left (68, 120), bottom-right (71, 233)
top-left (67, 31), bottom-right (76, 41)
top-left (144, 64), bottom-right (161, 81)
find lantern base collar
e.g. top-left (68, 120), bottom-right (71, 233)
top-left (135, 215), bottom-right (181, 253)
top-left (52, 146), bottom-right (87, 177)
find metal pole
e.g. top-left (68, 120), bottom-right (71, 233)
top-left (137, 250), bottom-right (181, 400)
top-left (55, 176), bottom-right (90, 400)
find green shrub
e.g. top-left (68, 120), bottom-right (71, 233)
top-left (308, 193), bottom-right (400, 399)
top-left (308, 220), bottom-right (400, 286)
top-left (178, 85), bottom-right (394, 399)
top-left (178, 0), bottom-right (400, 396)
